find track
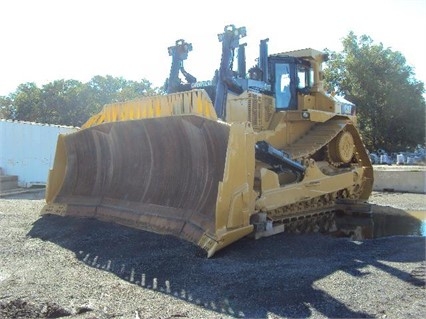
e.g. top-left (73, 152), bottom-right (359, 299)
top-left (258, 118), bottom-right (374, 234)
top-left (285, 119), bottom-right (347, 160)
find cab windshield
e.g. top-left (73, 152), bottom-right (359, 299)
top-left (274, 63), bottom-right (291, 108)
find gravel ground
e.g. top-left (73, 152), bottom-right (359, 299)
top-left (0, 190), bottom-right (425, 319)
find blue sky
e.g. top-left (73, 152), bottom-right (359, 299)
top-left (0, 0), bottom-right (425, 96)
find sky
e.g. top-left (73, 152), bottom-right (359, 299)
top-left (0, 0), bottom-right (425, 96)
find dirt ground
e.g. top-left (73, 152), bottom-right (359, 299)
top-left (0, 190), bottom-right (425, 319)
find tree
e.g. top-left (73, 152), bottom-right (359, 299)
top-left (117, 79), bottom-right (159, 101)
top-left (0, 96), bottom-right (13, 119)
top-left (41, 79), bottom-right (88, 126)
top-left (0, 76), bottom-right (159, 127)
top-left (85, 76), bottom-right (159, 119)
top-left (9, 83), bottom-right (43, 122)
top-left (324, 32), bottom-right (425, 152)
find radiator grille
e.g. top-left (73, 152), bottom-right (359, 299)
top-left (247, 93), bottom-right (274, 131)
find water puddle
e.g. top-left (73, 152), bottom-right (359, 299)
top-left (334, 209), bottom-right (426, 240)
top-left (373, 211), bottom-right (426, 237)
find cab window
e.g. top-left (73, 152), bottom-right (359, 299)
top-left (297, 65), bottom-right (313, 90)
top-left (275, 63), bottom-right (291, 108)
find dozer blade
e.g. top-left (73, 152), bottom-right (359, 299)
top-left (43, 115), bottom-right (256, 257)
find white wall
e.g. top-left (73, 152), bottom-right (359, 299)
top-left (373, 166), bottom-right (426, 194)
top-left (0, 120), bottom-right (78, 187)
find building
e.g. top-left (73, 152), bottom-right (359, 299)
top-left (0, 119), bottom-right (78, 188)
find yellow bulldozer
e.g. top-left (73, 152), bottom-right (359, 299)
top-left (42, 25), bottom-right (373, 257)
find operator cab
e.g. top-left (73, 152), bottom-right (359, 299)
top-left (269, 56), bottom-right (314, 110)
top-left (230, 44), bottom-right (322, 113)
top-left (233, 54), bottom-right (316, 111)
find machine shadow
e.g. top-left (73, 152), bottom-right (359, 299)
top-left (28, 212), bottom-right (425, 318)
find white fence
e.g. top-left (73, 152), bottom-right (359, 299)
top-left (0, 120), bottom-right (78, 187)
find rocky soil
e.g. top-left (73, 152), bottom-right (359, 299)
top-left (0, 190), bottom-right (425, 319)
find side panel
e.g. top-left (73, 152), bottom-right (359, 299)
top-left (199, 122), bottom-right (257, 257)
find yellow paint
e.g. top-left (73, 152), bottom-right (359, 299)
top-left (82, 89), bottom-right (217, 128)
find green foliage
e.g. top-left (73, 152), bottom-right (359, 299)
top-left (0, 76), bottom-right (160, 127)
top-left (0, 95), bottom-right (14, 119)
top-left (324, 32), bottom-right (425, 152)
top-left (8, 83), bottom-right (43, 122)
